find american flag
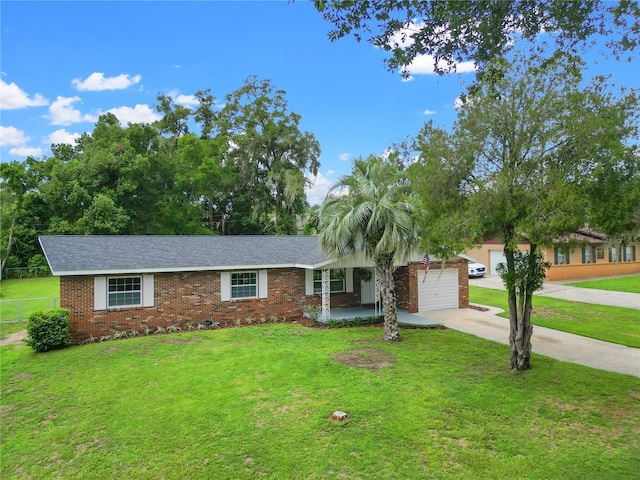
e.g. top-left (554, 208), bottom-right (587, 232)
top-left (421, 254), bottom-right (430, 282)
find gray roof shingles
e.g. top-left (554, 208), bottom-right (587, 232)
top-left (39, 235), bottom-right (330, 275)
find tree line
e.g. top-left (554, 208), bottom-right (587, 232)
top-left (1, 76), bottom-right (321, 275)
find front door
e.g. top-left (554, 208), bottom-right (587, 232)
top-left (360, 268), bottom-right (376, 304)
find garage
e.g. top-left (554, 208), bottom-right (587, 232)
top-left (417, 269), bottom-right (459, 311)
top-left (490, 250), bottom-right (507, 275)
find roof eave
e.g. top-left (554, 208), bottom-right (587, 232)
top-left (52, 263), bottom-right (303, 277)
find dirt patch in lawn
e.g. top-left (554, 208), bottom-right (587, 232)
top-left (0, 330), bottom-right (27, 347)
top-left (531, 306), bottom-right (572, 320)
top-left (333, 347), bottom-right (395, 371)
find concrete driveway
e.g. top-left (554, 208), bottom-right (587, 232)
top-left (471, 274), bottom-right (640, 310)
top-left (406, 274), bottom-right (640, 377)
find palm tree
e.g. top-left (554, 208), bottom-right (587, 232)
top-left (318, 156), bottom-right (419, 341)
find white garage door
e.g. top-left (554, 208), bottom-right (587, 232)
top-left (490, 250), bottom-right (507, 275)
top-left (417, 269), bottom-right (459, 312)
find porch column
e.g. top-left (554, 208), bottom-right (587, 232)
top-left (374, 270), bottom-right (381, 316)
top-left (321, 268), bottom-right (330, 322)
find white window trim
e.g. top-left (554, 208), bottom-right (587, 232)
top-left (313, 268), bottom-right (345, 294)
top-left (221, 270), bottom-right (268, 301)
top-left (308, 268), bottom-right (353, 295)
top-left (107, 275), bottom-right (143, 308)
top-left (95, 274), bottom-right (154, 311)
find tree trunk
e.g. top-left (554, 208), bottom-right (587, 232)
top-left (376, 261), bottom-right (400, 341)
top-left (1, 208), bottom-right (18, 276)
top-left (504, 238), bottom-right (535, 370)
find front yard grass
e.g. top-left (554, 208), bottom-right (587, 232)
top-left (470, 286), bottom-right (640, 348)
top-left (566, 274), bottom-right (640, 293)
top-left (2, 324), bottom-right (639, 479)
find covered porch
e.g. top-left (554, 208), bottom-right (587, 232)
top-left (303, 306), bottom-right (442, 327)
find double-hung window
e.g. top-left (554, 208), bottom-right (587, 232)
top-left (609, 247), bottom-right (619, 263)
top-left (313, 269), bottom-right (345, 294)
top-left (554, 247), bottom-right (570, 265)
top-left (108, 276), bottom-right (142, 307)
top-left (623, 246), bottom-right (636, 262)
top-left (582, 247), bottom-right (596, 264)
top-left (231, 271), bottom-right (257, 299)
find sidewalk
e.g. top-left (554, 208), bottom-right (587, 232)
top-left (471, 275), bottom-right (640, 310)
top-left (408, 307), bottom-right (640, 377)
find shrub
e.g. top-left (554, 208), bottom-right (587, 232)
top-left (27, 254), bottom-right (51, 277)
top-left (303, 305), bottom-right (322, 326)
top-left (24, 308), bottom-right (72, 352)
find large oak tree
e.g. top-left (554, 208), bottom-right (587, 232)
top-left (407, 53), bottom-right (639, 370)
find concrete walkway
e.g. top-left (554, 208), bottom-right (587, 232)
top-left (471, 275), bottom-right (640, 310)
top-left (405, 306), bottom-right (640, 377)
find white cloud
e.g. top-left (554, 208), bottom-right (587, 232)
top-left (72, 72), bottom-right (142, 91)
top-left (387, 21), bottom-right (423, 48)
top-left (403, 54), bottom-right (476, 76)
top-left (106, 104), bottom-right (161, 125)
top-left (45, 128), bottom-right (81, 146)
top-left (339, 153), bottom-right (352, 162)
top-left (47, 96), bottom-right (98, 126)
top-left (423, 109), bottom-right (436, 115)
top-left (0, 126), bottom-right (30, 147)
top-left (306, 171), bottom-right (336, 206)
top-left (174, 94), bottom-right (199, 107)
top-left (0, 80), bottom-right (48, 110)
top-left (9, 146), bottom-right (42, 157)
top-left (454, 96), bottom-right (464, 110)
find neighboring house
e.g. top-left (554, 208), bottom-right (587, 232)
top-left (466, 229), bottom-right (640, 281)
top-left (39, 236), bottom-right (469, 342)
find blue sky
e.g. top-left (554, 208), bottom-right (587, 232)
top-left (1, 1), bottom-right (638, 205)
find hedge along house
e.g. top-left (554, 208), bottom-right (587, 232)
top-left (39, 235), bottom-right (469, 342)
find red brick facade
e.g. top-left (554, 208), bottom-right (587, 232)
top-left (61, 268), bottom-right (362, 342)
top-left (61, 263), bottom-right (468, 342)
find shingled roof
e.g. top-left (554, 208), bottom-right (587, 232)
top-left (39, 235), bottom-right (332, 276)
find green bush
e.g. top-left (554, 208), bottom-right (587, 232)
top-left (27, 254), bottom-right (51, 277)
top-left (25, 308), bottom-right (72, 352)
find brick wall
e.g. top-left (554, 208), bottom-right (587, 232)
top-left (60, 263), bottom-right (468, 342)
top-left (61, 268), bottom-right (362, 342)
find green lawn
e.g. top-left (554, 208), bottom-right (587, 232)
top-left (0, 277), bottom-right (60, 337)
top-left (566, 274), bottom-right (640, 293)
top-left (2, 324), bottom-right (639, 479)
top-left (470, 286), bottom-right (640, 347)
top-left (0, 276), bottom-right (60, 299)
